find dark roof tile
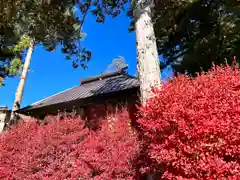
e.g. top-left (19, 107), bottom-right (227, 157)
top-left (20, 73), bottom-right (139, 111)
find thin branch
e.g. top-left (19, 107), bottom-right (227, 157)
top-left (73, 1), bottom-right (91, 37)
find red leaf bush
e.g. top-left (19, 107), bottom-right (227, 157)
top-left (138, 65), bottom-right (240, 179)
top-left (0, 110), bottom-right (139, 179)
top-left (2, 65), bottom-right (240, 180)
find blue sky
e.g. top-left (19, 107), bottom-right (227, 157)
top-left (0, 13), bottom-right (171, 109)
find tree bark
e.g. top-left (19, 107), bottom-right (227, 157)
top-left (10, 39), bottom-right (35, 122)
top-left (134, 0), bottom-right (161, 104)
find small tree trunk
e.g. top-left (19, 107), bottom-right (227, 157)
top-left (10, 39), bottom-right (35, 123)
top-left (134, 0), bottom-right (161, 104)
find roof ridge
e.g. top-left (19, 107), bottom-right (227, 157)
top-left (80, 69), bottom-right (126, 85)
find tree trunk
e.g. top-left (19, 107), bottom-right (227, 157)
top-left (134, 0), bottom-right (161, 104)
top-left (10, 39), bottom-right (35, 123)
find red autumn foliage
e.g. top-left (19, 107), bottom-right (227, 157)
top-left (0, 110), bottom-right (139, 180)
top-left (138, 65), bottom-right (240, 179)
top-left (2, 65), bottom-right (240, 180)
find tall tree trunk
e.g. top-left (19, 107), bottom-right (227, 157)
top-left (134, 0), bottom-right (161, 104)
top-left (10, 39), bottom-right (35, 123)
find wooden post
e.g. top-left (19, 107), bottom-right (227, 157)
top-left (10, 39), bottom-right (35, 124)
top-left (134, 1), bottom-right (160, 179)
top-left (134, 0), bottom-right (161, 104)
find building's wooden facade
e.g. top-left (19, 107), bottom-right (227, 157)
top-left (18, 69), bottom-right (140, 122)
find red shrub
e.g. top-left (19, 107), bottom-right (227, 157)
top-left (138, 65), bottom-right (240, 179)
top-left (0, 110), bottom-right (138, 179)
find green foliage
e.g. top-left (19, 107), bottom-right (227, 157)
top-left (88, 0), bottom-right (128, 22)
top-left (0, 36), bottom-right (30, 86)
top-left (155, 0), bottom-right (240, 76)
top-left (1, 0), bottom-right (130, 85)
top-left (12, 36), bottom-right (31, 54)
top-left (0, 78), bottom-right (3, 86)
top-left (7, 58), bottom-right (23, 75)
top-left (1, 0), bottom-right (92, 83)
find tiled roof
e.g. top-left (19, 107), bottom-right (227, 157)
top-left (19, 71), bottom-right (140, 111)
top-left (0, 106), bottom-right (8, 111)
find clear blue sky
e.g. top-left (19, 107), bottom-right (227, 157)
top-left (0, 13), bottom-right (171, 109)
